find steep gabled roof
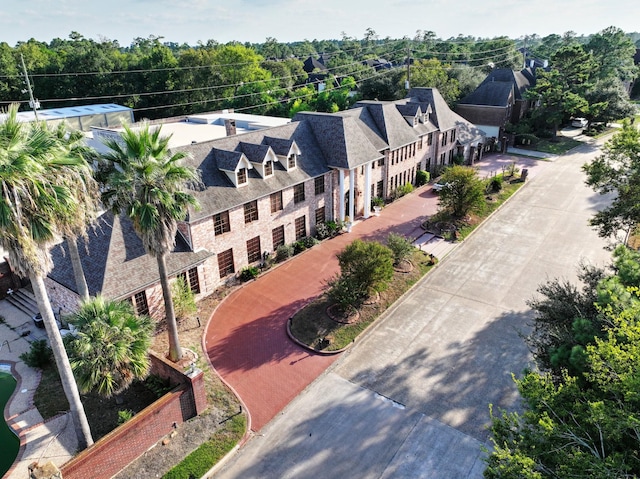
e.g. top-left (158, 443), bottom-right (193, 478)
top-left (214, 148), bottom-right (245, 171)
top-left (293, 111), bottom-right (384, 169)
top-left (48, 212), bottom-right (212, 300)
top-left (349, 101), bottom-right (419, 150)
top-left (458, 81), bottom-right (514, 107)
top-left (238, 142), bottom-right (273, 165)
top-left (480, 68), bottom-right (535, 100)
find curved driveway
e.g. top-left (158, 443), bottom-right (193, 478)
top-left (212, 141), bottom-right (614, 478)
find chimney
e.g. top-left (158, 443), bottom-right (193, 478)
top-left (224, 119), bottom-right (237, 136)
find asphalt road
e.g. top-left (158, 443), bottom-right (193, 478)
top-left (214, 139), bottom-right (614, 479)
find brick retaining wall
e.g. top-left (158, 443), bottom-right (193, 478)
top-left (60, 352), bottom-right (207, 479)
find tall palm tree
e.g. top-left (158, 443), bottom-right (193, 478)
top-left (100, 122), bottom-right (200, 362)
top-left (65, 296), bottom-right (153, 398)
top-left (0, 104), bottom-right (94, 449)
top-left (52, 123), bottom-right (100, 301)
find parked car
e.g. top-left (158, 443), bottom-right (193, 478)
top-left (432, 181), bottom-right (450, 192)
top-left (571, 117), bottom-right (588, 128)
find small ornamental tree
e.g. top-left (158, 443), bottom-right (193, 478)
top-left (335, 239), bottom-right (394, 301)
top-left (386, 233), bottom-right (414, 266)
top-left (437, 165), bottom-right (485, 218)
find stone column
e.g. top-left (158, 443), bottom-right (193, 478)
top-left (338, 169), bottom-right (345, 222)
top-left (363, 162), bottom-right (372, 219)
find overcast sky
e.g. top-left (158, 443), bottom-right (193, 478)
top-left (1, 0), bottom-right (638, 47)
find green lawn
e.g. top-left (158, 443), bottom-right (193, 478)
top-left (530, 136), bottom-right (582, 154)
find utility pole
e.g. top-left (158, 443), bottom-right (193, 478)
top-left (20, 54), bottom-right (40, 121)
top-left (405, 46), bottom-right (411, 90)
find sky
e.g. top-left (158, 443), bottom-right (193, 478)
top-left (1, 0), bottom-right (639, 47)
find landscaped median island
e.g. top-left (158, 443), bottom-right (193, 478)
top-left (289, 248), bottom-right (437, 352)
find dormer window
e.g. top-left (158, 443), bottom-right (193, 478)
top-left (237, 168), bottom-right (248, 185)
top-left (264, 160), bottom-right (274, 177)
top-left (413, 116), bottom-right (418, 126)
top-left (288, 154), bottom-right (297, 169)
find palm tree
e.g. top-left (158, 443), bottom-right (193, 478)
top-left (0, 104), bottom-right (94, 449)
top-left (65, 296), bottom-right (153, 398)
top-left (52, 123), bottom-right (100, 301)
top-left (100, 122), bottom-right (200, 362)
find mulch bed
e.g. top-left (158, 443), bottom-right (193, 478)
top-left (393, 259), bottom-right (414, 273)
top-left (326, 303), bottom-right (360, 324)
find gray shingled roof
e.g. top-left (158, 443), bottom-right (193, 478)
top-left (178, 121), bottom-right (331, 221)
top-left (481, 68), bottom-right (535, 100)
top-left (48, 212), bottom-right (213, 300)
top-left (238, 142), bottom-right (272, 165)
top-left (458, 81), bottom-right (514, 107)
top-left (406, 88), bottom-right (485, 146)
top-left (214, 148), bottom-right (245, 171)
top-left (293, 112), bottom-right (384, 170)
top-left (349, 101), bottom-right (419, 150)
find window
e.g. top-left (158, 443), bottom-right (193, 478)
top-left (314, 176), bottom-right (325, 195)
top-left (418, 137), bottom-right (423, 150)
top-left (427, 133), bottom-right (433, 146)
top-left (293, 183), bottom-right (305, 204)
top-left (315, 206), bottom-right (325, 225)
top-left (295, 216), bottom-right (306, 240)
top-left (440, 152), bottom-right (446, 164)
top-left (237, 167), bottom-right (247, 185)
top-left (288, 154), bottom-right (296, 169)
top-left (244, 200), bottom-right (258, 223)
top-left (371, 183), bottom-right (375, 199)
top-left (218, 249), bottom-right (235, 278)
top-left (272, 225), bottom-right (285, 249)
top-left (264, 160), bottom-right (273, 177)
top-left (246, 236), bottom-right (261, 263)
top-left (271, 226), bottom-right (284, 251)
top-left (132, 291), bottom-right (149, 316)
top-left (378, 157), bottom-right (385, 167)
top-left (376, 180), bottom-right (383, 198)
top-left (451, 129), bottom-right (456, 142)
top-left (213, 211), bottom-right (230, 235)
top-left (270, 191), bottom-right (283, 213)
top-left (441, 131), bottom-right (448, 146)
top-left (179, 267), bottom-right (201, 294)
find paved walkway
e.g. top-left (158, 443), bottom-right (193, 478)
top-left (0, 301), bottom-right (78, 479)
top-left (204, 152), bottom-right (547, 433)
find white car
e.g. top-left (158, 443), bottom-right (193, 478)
top-left (432, 181), bottom-right (450, 192)
top-left (571, 117), bottom-right (588, 128)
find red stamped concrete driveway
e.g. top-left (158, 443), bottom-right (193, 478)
top-left (203, 153), bottom-right (548, 432)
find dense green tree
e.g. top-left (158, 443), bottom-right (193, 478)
top-left (336, 239), bottom-right (394, 298)
top-left (65, 296), bottom-right (153, 397)
top-left (0, 104), bottom-right (94, 449)
top-left (437, 165), bottom-right (485, 218)
top-left (100, 123), bottom-right (201, 362)
top-left (583, 122), bottom-right (640, 239)
top-left (586, 26), bottom-right (638, 82)
top-left (408, 59), bottom-right (460, 105)
top-left (584, 79), bottom-right (636, 125)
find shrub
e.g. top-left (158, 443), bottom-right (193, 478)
top-left (325, 274), bottom-right (368, 311)
top-left (293, 241), bottom-right (307, 255)
top-left (315, 221), bottom-right (331, 240)
top-left (276, 244), bottom-right (294, 262)
top-left (486, 175), bottom-right (503, 193)
top-left (515, 133), bottom-right (539, 145)
top-left (172, 276), bottom-right (197, 321)
top-left (117, 409), bottom-right (134, 425)
top-left (386, 233), bottom-right (414, 265)
top-left (371, 196), bottom-right (385, 208)
top-left (20, 339), bottom-right (52, 369)
top-left (453, 153), bottom-right (465, 165)
top-left (337, 239), bottom-right (394, 296)
top-left (145, 374), bottom-right (173, 398)
top-left (239, 266), bottom-right (259, 282)
top-left (415, 170), bottom-right (430, 186)
top-left (391, 183), bottom-right (414, 200)
top-left (303, 236), bottom-right (320, 249)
